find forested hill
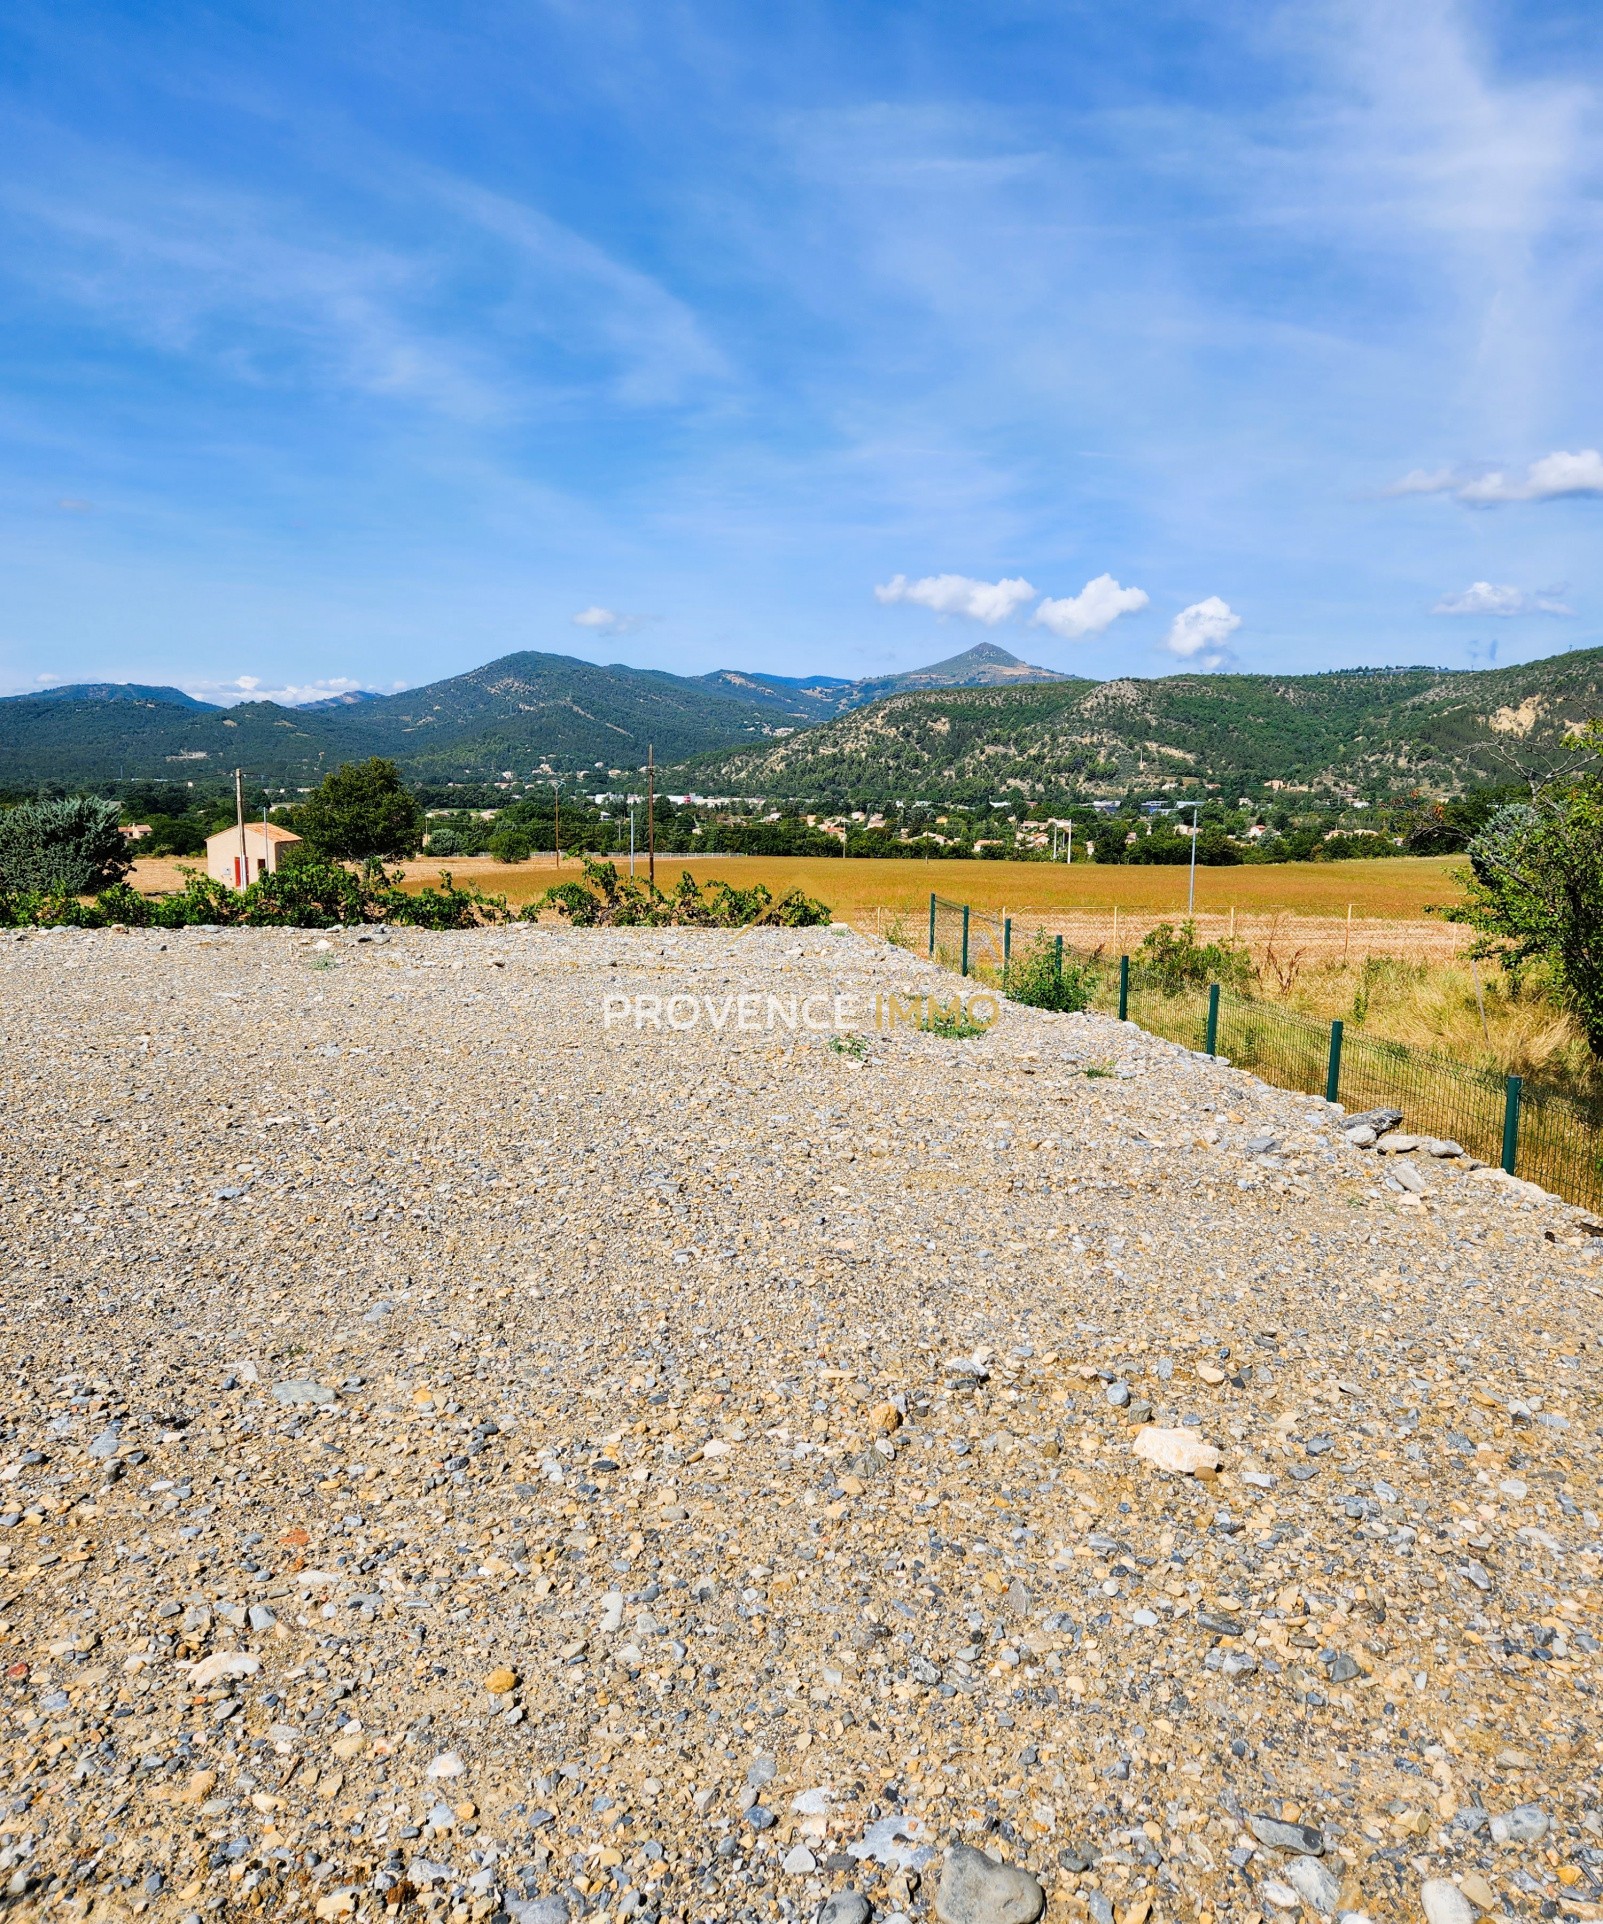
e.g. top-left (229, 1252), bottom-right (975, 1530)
top-left (679, 649), bottom-right (1603, 803)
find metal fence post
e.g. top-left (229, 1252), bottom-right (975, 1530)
top-left (928, 892), bottom-right (936, 957)
top-left (1003, 916), bottom-right (1012, 981)
top-left (1325, 1018), bottom-right (1344, 1104)
top-left (1502, 1074), bottom-right (1523, 1175)
top-left (1118, 954), bottom-right (1129, 1022)
top-left (1053, 934), bottom-right (1063, 990)
top-left (961, 905), bottom-right (970, 977)
top-left (1204, 982), bottom-right (1220, 1057)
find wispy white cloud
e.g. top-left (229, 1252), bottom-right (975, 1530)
top-left (873, 572), bottom-right (1036, 624)
top-left (1432, 581), bottom-right (1572, 617)
top-left (1387, 450), bottom-right (1603, 506)
top-left (572, 606), bottom-right (646, 635)
top-left (1032, 574), bottom-right (1148, 640)
top-left (1163, 597), bottom-right (1239, 667)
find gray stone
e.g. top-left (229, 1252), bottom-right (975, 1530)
top-left (1195, 1609), bottom-right (1245, 1636)
top-left (1376, 1134), bottom-right (1420, 1155)
top-left (745, 1805), bottom-right (776, 1830)
top-left (507, 1900), bottom-right (570, 1924)
top-left (1246, 1135), bottom-right (1279, 1154)
top-left (87, 1424), bottom-right (121, 1461)
top-left (1085, 1896), bottom-right (1114, 1924)
top-left (1390, 1158), bottom-right (1428, 1194)
top-left (1342, 1125), bottom-right (1377, 1147)
top-left (272, 1380), bottom-right (335, 1407)
top-left (247, 1604), bottom-right (277, 1631)
top-left (1344, 1108), bottom-right (1403, 1135)
top-left (817, 1894), bottom-right (871, 1924)
top-left (1249, 1814), bottom-right (1324, 1855)
top-left (1424, 1139), bottom-right (1465, 1158)
top-left (1488, 1803), bottom-right (1548, 1845)
top-left (1418, 1880), bottom-right (1477, 1924)
top-left (1106, 1380), bottom-right (1131, 1408)
top-left (934, 1845), bottom-right (1045, 1924)
top-left (782, 1845), bottom-right (818, 1875)
top-left (1285, 1854), bottom-right (1342, 1916)
top-left (1326, 1652), bottom-right (1359, 1684)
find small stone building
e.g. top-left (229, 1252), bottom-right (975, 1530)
top-left (205, 822), bottom-right (302, 890)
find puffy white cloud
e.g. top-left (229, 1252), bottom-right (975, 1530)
top-left (1387, 450), bottom-right (1603, 506)
top-left (178, 675), bottom-right (401, 706)
top-left (1032, 574), bottom-right (1149, 640)
top-left (1163, 597), bottom-right (1240, 666)
top-left (572, 606), bottom-right (644, 635)
top-left (1432, 581), bottom-right (1572, 616)
top-left (873, 573), bottom-right (1036, 625)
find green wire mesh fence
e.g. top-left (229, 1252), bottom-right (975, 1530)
top-left (918, 892), bottom-right (1603, 1214)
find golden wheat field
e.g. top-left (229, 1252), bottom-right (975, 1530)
top-left (379, 850), bottom-right (1470, 922)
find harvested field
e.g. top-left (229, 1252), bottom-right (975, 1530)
top-left (128, 854), bottom-right (1469, 929)
top-left (1004, 912), bottom-right (1472, 971)
top-left (4, 924), bottom-right (1599, 1924)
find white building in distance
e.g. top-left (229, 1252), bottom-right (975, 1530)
top-left (205, 822), bottom-right (302, 890)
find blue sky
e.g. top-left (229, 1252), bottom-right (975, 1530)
top-left (2, 0), bottom-right (1601, 702)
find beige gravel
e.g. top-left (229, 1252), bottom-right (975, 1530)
top-left (3, 922), bottom-right (1603, 1924)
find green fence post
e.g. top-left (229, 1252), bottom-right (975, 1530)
top-left (1118, 954), bottom-right (1129, 1022)
top-left (928, 892), bottom-right (936, 957)
top-left (1204, 982), bottom-right (1220, 1057)
top-left (1325, 1018), bottom-right (1344, 1104)
top-left (1053, 934), bottom-right (1063, 990)
top-left (961, 905), bottom-right (970, 978)
top-left (1501, 1074), bottom-right (1523, 1175)
top-left (1003, 916), bottom-right (1012, 981)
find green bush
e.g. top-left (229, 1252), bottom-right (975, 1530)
top-left (541, 858), bottom-right (830, 929)
top-left (1454, 775), bottom-right (1603, 1056)
top-left (0, 796), bottom-right (131, 894)
top-left (1005, 936), bottom-right (1097, 1012)
top-left (1134, 919), bottom-right (1252, 995)
top-left (0, 859), bottom-right (506, 932)
top-left (487, 826), bottom-right (536, 863)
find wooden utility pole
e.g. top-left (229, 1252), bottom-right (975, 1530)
top-left (234, 768), bottom-right (247, 890)
top-left (553, 780), bottom-right (561, 866)
top-left (646, 743), bottom-right (656, 890)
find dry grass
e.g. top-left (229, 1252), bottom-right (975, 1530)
top-left (1246, 954), bottom-right (1598, 1096)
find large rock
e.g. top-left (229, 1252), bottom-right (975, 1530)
top-left (935, 1846), bottom-right (1045, 1924)
top-left (1419, 1879), bottom-right (1477, 1924)
top-left (1284, 1854), bottom-right (1342, 1916)
top-left (1132, 1425), bottom-right (1221, 1476)
top-left (1249, 1814), bottom-right (1324, 1854)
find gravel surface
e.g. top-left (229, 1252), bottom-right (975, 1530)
top-left (4, 922), bottom-right (1603, 1924)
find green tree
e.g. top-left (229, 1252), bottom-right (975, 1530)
top-left (1457, 783), bottom-right (1603, 1056)
top-left (294, 759), bottom-right (422, 866)
top-left (0, 795), bottom-right (131, 894)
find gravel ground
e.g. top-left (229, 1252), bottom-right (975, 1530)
top-left (4, 922), bottom-right (1603, 1924)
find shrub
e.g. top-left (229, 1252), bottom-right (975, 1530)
top-left (1005, 936), bottom-right (1097, 1012)
top-left (487, 826), bottom-right (536, 863)
top-left (1135, 919), bottom-right (1252, 995)
top-left (0, 859), bottom-right (506, 932)
top-left (541, 858), bottom-right (830, 929)
top-left (0, 796), bottom-right (131, 894)
top-left (1455, 787), bottom-right (1603, 1056)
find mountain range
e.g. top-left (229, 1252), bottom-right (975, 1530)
top-left (0, 643), bottom-right (1060, 789)
top-left (1, 640), bottom-right (1600, 801)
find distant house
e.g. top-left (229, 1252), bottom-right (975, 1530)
top-left (206, 822), bottom-right (302, 890)
top-left (119, 823), bottom-right (152, 841)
